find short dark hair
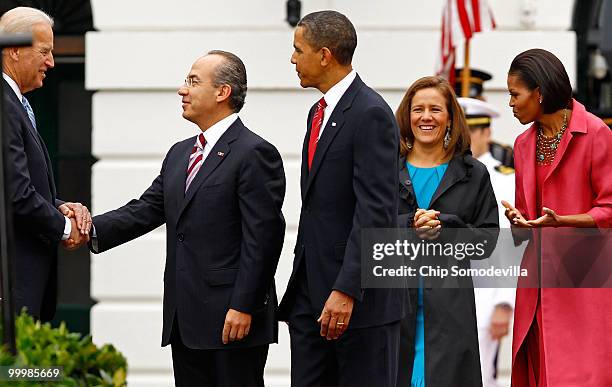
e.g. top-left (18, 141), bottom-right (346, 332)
top-left (508, 48), bottom-right (572, 114)
top-left (207, 50), bottom-right (247, 113)
top-left (297, 10), bottom-right (357, 66)
top-left (396, 76), bottom-right (471, 160)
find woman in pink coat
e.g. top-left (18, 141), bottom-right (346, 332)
top-left (502, 49), bottom-right (612, 386)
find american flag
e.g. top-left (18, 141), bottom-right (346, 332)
top-left (438, 0), bottom-right (496, 83)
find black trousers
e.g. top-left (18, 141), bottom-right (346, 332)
top-left (287, 264), bottom-right (400, 387)
top-left (170, 317), bottom-right (268, 387)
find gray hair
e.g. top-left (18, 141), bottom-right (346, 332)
top-left (207, 50), bottom-right (247, 113)
top-left (297, 11), bottom-right (357, 66)
top-left (0, 7), bottom-right (54, 33)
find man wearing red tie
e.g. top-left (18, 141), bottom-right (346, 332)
top-left (278, 10), bottom-right (406, 387)
top-left (89, 51), bottom-right (286, 386)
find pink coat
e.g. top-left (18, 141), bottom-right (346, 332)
top-left (511, 99), bottom-right (612, 386)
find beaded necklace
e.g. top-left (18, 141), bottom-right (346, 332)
top-left (536, 109), bottom-right (568, 165)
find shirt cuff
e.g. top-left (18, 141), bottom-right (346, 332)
top-left (91, 224), bottom-right (99, 253)
top-left (62, 216), bottom-right (71, 240)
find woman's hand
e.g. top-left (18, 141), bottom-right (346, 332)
top-left (501, 200), bottom-right (530, 228)
top-left (414, 209), bottom-right (441, 240)
top-left (526, 207), bottom-right (563, 227)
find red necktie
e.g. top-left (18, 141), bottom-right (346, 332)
top-left (308, 97), bottom-right (327, 169)
top-left (185, 133), bottom-right (206, 192)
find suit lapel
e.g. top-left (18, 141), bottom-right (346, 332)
top-left (3, 81), bottom-right (56, 197)
top-left (303, 76), bottom-right (364, 199)
top-left (168, 139), bottom-right (193, 210)
top-left (3, 80), bottom-right (46, 155)
top-left (304, 113), bottom-right (345, 194)
top-left (177, 118), bottom-right (242, 220)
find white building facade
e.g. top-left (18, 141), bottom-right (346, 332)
top-left (87, 1), bottom-right (576, 385)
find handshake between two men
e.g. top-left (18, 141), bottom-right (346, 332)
top-left (58, 202), bottom-right (92, 250)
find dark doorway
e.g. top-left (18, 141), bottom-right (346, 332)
top-left (28, 53), bottom-right (95, 335)
top-left (573, 0), bottom-right (612, 128)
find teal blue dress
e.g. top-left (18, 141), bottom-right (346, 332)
top-left (407, 162), bottom-right (448, 387)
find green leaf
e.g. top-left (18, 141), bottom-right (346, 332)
top-left (0, 311), bottom-right (127, 386)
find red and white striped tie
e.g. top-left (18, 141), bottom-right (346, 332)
top-left (185, 133), bottom-right (206, 192)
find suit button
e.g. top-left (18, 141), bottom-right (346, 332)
top-left (177, 233), bottom-right (184, 242)
top-left (305, 205), bottom-right (311, 214)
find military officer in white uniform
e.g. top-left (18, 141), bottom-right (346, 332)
top-left (459, 96), bottom-right (516, 387)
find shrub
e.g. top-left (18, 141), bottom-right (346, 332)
top-left (0, 311), bottom-right (127, 386)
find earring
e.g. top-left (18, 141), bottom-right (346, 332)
top-left (539, 96), bottom-right (543, 104)
top-left (406, 138), bottom-right (413, 150)
top-left (443, 127), bottom-right (451, 149)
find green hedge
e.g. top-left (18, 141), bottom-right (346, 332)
top-left (0, 311), bottom-right (127, 386)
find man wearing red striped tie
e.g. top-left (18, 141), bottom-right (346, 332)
top-left (89, 50), bottom-right (286, 386)
top-left (278, 10), bottom-right (406, 387)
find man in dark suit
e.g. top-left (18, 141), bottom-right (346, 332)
top-left (1, 6), bottom-right (90, 322)
top-left (278, 10), bottom-right (406, 387)
top-left (89, 51), bottom-right (285, 387)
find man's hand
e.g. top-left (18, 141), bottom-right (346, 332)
top-left (317, 290), bottom-right (354, 340)
top-left (58, 202), bottom-right (92, 236)
top-left (222, 309), bottom-right (252, 344)
top-left (489, 304), bottom-right (513, 340)
top-left (62, 217), bottom-right (90, 250)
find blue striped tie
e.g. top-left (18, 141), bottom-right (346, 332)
top-left (22, 97), bottom-right (37, 130)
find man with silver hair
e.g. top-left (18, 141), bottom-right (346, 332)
top-left (1, 7), bottom-right (91, 321)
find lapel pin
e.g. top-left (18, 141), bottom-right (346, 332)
top-left (331, 122), bottom-right (337, 127)
top-left (217, 152), bottom-right (225, 157)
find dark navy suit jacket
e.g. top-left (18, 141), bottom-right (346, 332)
top-left (91, 118), bottom-right (286, 349)
top-left (279, 75), bottom-right (408, 328)
top-left (3, 78), bottom-right (65, 321)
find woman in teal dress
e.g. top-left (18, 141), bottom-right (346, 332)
top-left (394, 76), bottom-right (499, 387)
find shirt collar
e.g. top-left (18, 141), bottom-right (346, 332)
top-left (201, 113), bottom-right (238, 147)
top-left (2, 73), bottom-right (23, 102)
top-left (322, 70), bottom-right (356, 110)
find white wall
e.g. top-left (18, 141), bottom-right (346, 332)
top-left (88, 1), bottom-right (576, 385)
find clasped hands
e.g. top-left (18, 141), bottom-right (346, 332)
top-left (58, 202), bottom-right (92, 250)
top-left (413, 208), bottom-right (442, 240)
top-left (501, 200), bottom-right (562, 228)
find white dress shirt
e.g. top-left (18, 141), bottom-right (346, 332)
top-left (201, 113), bottom-right (238, 161)
top-left (317, 69), bottom-right (357, 139)
top-left (3, 72), bottom-right (23, 102)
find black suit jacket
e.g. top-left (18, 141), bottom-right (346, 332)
top-left (3, 79), bottom-right (65, 321)
top-left (91, 118), bottom-right (286, 349)
top-left (279, 75), bottom-right (407, 328)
